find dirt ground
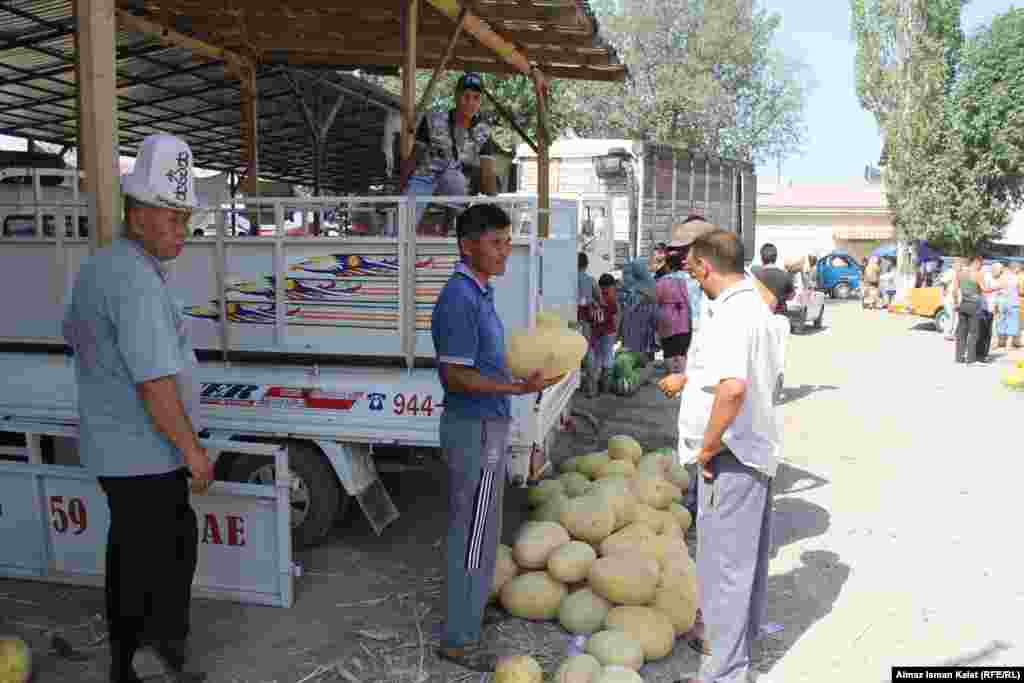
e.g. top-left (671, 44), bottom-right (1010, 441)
top-left (4, 300), bottom-right (1024, 682)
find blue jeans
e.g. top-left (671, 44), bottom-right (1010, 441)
top-left (405, 169), bottom-right (469, 236)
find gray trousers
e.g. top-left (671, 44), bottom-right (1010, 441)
top-left (697, 451), bottom-right (774, 683)
top-left (439, 411), bottom-right (510, 648)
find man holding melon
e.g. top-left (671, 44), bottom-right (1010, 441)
top-left (658, 228), bottom-right (783, 683)
top-left (430, 203), bottom-right (552, 671)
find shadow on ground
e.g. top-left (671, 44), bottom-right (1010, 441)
top-left (909, 321), bottom-right (941, 333)
top-left (778, 383), bottom-right (839, 405)
top-left (771, 496), bottom-right (831, 552)
top-left (773, 462), bottom-right (829, 496)
top-left (756, 550), bottom-right (851, 676)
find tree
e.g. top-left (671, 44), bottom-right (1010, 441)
top-left (951, 8), bottom-right (1024, 212)
top-left (558, 0), bottom-right (814, 164)
top-left (851, 0), bottom-right (975, 249)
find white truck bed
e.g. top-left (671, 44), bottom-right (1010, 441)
top-left (0, 351), bottom-right (578, 482)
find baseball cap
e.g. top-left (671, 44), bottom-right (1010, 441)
top-left (456, 72), bottom-right (483, 93)
top-left (121, 133), bottom-right (202, 211)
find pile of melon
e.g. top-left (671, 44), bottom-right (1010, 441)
top-left (490, 435), bottom-right (698, 681)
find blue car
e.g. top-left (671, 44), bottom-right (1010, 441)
top-left (815, 252), bottom-right (863, 299)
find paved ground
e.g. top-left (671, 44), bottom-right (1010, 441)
top-left (2, 300), bottom-right (1023, 682)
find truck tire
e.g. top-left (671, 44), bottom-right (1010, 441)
top-left (229, 442), bottom-right (347, 549)
top-left (933, 308), bottom-right (950, 334)
top-left (814, 306), bottom-right (824, 329)
top-left (833, 282), bottom-right (851, 300)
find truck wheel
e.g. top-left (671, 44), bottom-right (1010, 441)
top-left (934, 308), bottom-right (949, 334)
top-left (814, 307), bottom-right (824, 328)
top-left (229, 442), bottom-right (347, 549)
top-left (833, 282), bottom-right (851, 299)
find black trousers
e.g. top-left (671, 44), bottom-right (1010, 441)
top-left (976, 310), bottom-right (993, 360)
top-left (97, 468), bottom-right (198, 647)
top-left (955, 310), bottom-right (981, 363)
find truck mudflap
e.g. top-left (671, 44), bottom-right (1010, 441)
top-left (315, 440), bottom-right (399, 536)
top-left (0, 423), bottom-right (296, 608)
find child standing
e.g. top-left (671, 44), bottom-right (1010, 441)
top-left (593, 273), bottom-right (620, 393)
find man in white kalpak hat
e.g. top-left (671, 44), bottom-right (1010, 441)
top-left (63, 133), bottom-right (211, 683)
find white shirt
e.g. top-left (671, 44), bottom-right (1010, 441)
top-left (676, 279), bottom-right (784, 478)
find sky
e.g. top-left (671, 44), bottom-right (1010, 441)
top-left (756, 0), bottom-right (1020, 185)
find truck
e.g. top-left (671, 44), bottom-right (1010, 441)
top-left (515, 139), bottom-right (757, 277)
top-left (0, 163), bottom-right (582, 553)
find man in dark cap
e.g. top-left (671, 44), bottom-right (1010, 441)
top-left (403, 73), bottom-right (500, 231)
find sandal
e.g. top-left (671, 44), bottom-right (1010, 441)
top-left (687, 637), bottom-right (711, 656)
top-left (436, 645), bottom-right (500, 672)
top-left (483, 606), bottom-right (510, 627)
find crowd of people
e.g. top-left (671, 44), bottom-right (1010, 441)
top-left (944, 256), bottom-right (1023, 365)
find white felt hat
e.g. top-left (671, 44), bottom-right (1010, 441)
top-left (121, 133), bottom-right (201, 211)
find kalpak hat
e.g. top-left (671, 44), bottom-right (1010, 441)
top-left (121, 133), bottom-right (202, 211)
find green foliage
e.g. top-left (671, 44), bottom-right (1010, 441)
top-left (951, 8), bottom-right (1024, 210)
top-left (848, 0), bottom-right (1018, 253)
top-left (558, 0), bottom-right (813, 164)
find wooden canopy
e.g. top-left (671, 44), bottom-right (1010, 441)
top-left (118, 0), bottom-right (626, 83)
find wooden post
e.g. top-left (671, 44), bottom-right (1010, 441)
top-left (238, 66), bottom-right (259, 234)
top-left (401, 0), bottom-right (419, 166)
top-left (534, 69), bottom-right (550, 239)
top-left (77, 0), bottom-right (120, 250)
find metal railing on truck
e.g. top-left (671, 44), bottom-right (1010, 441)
top-left (0, 174), bottom-right (584, 371)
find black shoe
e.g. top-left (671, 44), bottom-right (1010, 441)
top-left (139, 638), bottom-right (185, 672)
top-left (109, 640), bottom-right (143, 683)
top-left (139, 639), bottom-right (207, 681)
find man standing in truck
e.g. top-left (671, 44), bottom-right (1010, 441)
top-left (63, 133), bottom-right (211, 683)
top-left (430, 203), bottom-right (548, 671)
top-left (402, 73), bottom-right (500, 233)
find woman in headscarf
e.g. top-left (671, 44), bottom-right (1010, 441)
top-left (619, 253), bottom-right (660, 359)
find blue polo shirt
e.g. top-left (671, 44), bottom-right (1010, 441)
top-left (432, 262), bottom-right (511, 419)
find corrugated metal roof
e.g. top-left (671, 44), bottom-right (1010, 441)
top-left (0, 0), bottom-right (404, 193)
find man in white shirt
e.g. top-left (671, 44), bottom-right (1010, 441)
top-left (658, 228), bottom-right (783, 683)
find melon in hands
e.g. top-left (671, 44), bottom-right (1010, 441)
top-left (548, 541), bottom-right (598, 583)
top-left (558, 587), bottom-right (612, 635)
top-left (604, 605), bottom-right (676, 660)
top-left (513, 521), bottom-right (571, 569)
top-left (494, 654), bottom-right (543, 683)
top-left (499, 571), bottom-right (567, 620)
top-left (584, 630), bottom-right (644, 671)
top-left (507, 327), bottom-right (587, 380)
top-left (554, 654), bottom-right (603, 683)
top-left (607, 436), bottom-right (642, 463)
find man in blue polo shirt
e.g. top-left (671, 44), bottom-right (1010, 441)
top-left (431, 203), bottom-right (548, 671)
